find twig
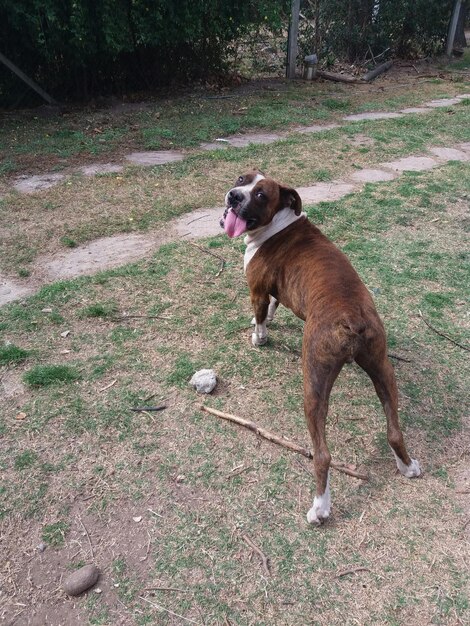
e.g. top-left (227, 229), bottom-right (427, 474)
top-left (78, 516), bottom-right (94, 559)
top-left (201, 405), bottom-right (368, 480)
top-left (140, 532), bottom-right (151, 562)
top-left (226, 465), bottom-right (253, 479)
top-left (99, 379), bottom-right (117, 392)
top-left (143, 586), bottom-right (188, 593)
top-left (189, 241), bottom-right (226, 277)
top-left (388, 353), bottom-right (412, 363)
top-left (418, 310), bottom-right (470, 352)
top-left (336, 566), bottom-right (370, 578)
top-left (147, 507), bottom-right (163, 518)
top-left (131, 405), bottom-right (167, 412)
top-left (139, 596), bottom-right (201, 625)
top-left (242, 534), bottom-right (271, 577)
top-left (112, 314), bottom-right (171, 322)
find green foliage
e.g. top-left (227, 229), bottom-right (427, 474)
top-left (0, 0), bottom-right (289, 105)
top-left (300, 0), bottom-right (455, 63)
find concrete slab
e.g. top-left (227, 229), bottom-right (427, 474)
top-left (225, 132), bottom-right (283, 147)
top-left (400, 107), bottom-right (431, 114)
top-left (429, 147), bottom-right (470, 162)
top-left (424, 98), bottom-right (461, 108)
top-left (0, 277), bottom-right (34, 306)
top-left (343, 112), bottom-right (403, 122)
top-left (174, 207), bottom-right (225, 239)
top-left (350, 169), bottom-right (396, 183)
top-left (80, 163), bottom-right (124, 176)
top-left (297, 181), bottom-right (356, 204)
top-left (381, 156), bottom-right (439, 172)
top-left (296, 123), bottom-right (340, 134)
top-left (14, 173), bottom-right (64, 194)
top-left (126, 151), bottom-right (184, 166)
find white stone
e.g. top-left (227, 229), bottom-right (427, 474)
top-left (190, 369), bottom-right (217, 394)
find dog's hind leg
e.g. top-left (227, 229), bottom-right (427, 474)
top-left (356, 347), bottom-right (421, 478)
top-left (303, 337), bottom-right (343, 524)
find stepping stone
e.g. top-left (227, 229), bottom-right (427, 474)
top-left (174, 207), bottom-right (225, 239)
top-left (0, 276), bottom-right (33, 306)
top-left (41, 233), bottom-right (168, 281)
top-left (343, 112), bottom-right (403, 122)
top-left (459, 142), bottom-right (470, 153)
top-left (400, 107), bottom-right (431, 114)
top-left (125, 151), bottom-right (184, 166)
top-left (350, 169), bottom-right (396, 183)
top-left (225, 132), bottom-right (283, 148)
top-left (80, 163), bottom-right (124, 176)
top-left (456, 93), bottom-right (470, 99)
top-left (296, 123), bottom-right (340, 134)
top-left (14, 173), bottom-right (64, 194)
top-left (200, 141), bottom-right (230, 151)
top-left (297, 181), bottom-right (355, 204)
top-left (381, 156), bottom-right (438, 172)
top-left (424, 98), bottom-right (461, 108)
top-left (429, 147), bottom-right (470, 162)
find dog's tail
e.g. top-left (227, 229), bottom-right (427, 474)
top-left (338, 315), bottom-right (367, 363)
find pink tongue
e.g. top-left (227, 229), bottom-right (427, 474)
top-left (224, 209), bottom-right (247, 238)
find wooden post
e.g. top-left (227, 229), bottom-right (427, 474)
top-left (446, 0), bottom-right (463, 56)
top-left (286, 0), bottom-right (301, 79)
top-left (0, 52), bottom-right (57, 105)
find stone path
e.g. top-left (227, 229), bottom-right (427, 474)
top-left (9, 93), bottom-right (470, 195)
top-left (1, 139), bottom-right (469, 307)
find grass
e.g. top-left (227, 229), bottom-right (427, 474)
top-left (0, 83), bottom-right (469, 625)
top-left (23, 364), bottom-right (82, 387)
top-left (0, 343), bottom-right (30, 364)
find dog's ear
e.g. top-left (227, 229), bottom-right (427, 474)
top-left (280, 185), bottom-right (302, 216)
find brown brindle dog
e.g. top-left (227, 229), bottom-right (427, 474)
top-left (220, 170), bottom-right (421, 524)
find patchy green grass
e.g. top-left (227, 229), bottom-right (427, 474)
top-left (0, 90), bottom-right (469, 625)
top-left (0, 157), bottom-right (470, 626)
top-left (0, 343), bottom-right (30, 365)
top-left (23, 364), bottom-right (82, 387)
top-left (41, 520), bottom-right (70, 547)
top-left (2, 104), bottom-right (470, 275)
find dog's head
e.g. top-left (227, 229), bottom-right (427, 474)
top-left (220, 170), bottom-right (302, 238)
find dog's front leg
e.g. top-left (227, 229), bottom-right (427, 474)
top-left (251, 293), bottom-right (270, 346)
top-left (251, 295), bottom-right (278, 326)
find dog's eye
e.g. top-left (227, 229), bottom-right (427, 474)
top-left (255, 191), bottom-right (265, 200)
top-left (237, 176), bottom-right (244, 184)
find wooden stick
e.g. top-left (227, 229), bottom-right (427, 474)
top-left (131, 405), bottom-right (167, 412)
top-left (317, 70), bottom-right (360, 84)
top-left (78, 516), bottom-right (94, 559)
top-left (418, 310), bottom-right (469, 352)
top-left (362, 60), bottom-right (393, 82)
top-left (200, 405), bottom-right (368, 480)
top-left (139, 596), bottom-right (200, 625)
top-left (336, 566), bottom-right (370, 578)
top-left (200, 405), bottom-right (312, 458)
top-left (189, 241), bottom-right (226, 277)
top-left (242, 534), bottom-right (271, 577)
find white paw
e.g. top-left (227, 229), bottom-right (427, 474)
top-left (251, 316), bottom-right (273, 326)
top-left (251, 316), bottom-right (256, 325)
top-left (401, 458), bottom-right (421, 478)
top-left (252, 332), bottom-right (267, 347)
top-left (306, 489), bottom-right (331, 525)
top-left (392, 450), bottom-right (421, 478)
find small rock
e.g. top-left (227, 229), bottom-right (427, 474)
top-left (132, 516), bottom-right (142, 523)
top-left (62, 564), bottom-right (100, 596)
top-left (60, 330), bottom-right (71, 338)
top-left (15, 412), bottom-right (27, 421)
top-left (42, 308), bottom-right (53, 313)
top-left (37, 542), bottom-right (47, 553)
top-left (190, 369), bottom-right (217, 394)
